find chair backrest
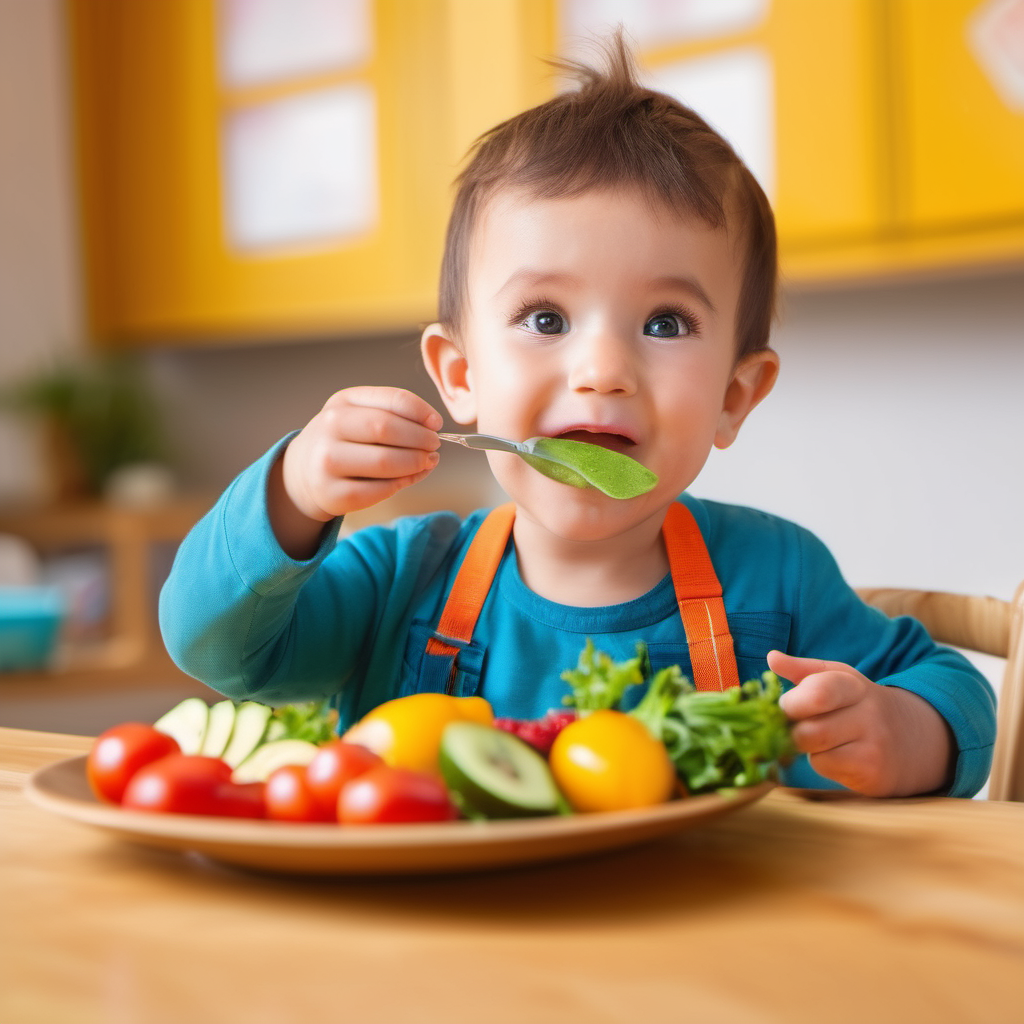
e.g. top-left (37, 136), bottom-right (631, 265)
top-left (857, 582), bottom-right (1024, 801)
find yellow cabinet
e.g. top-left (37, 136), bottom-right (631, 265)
top-left (70, 0), bottom-right (1021, 346)
top-left (560, 0), bottom-right (1023, 283)
top-left (68, 0), bottom-right (554, 345)
top-left (783, 0), bottom-right (1024, 279)
top-left (621, 0), bottom-right (887, 254)
top-left (893, 0), bottom-right (1024, 238)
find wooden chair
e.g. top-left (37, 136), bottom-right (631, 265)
top-left (857, 582), bottom-right (1024, 801)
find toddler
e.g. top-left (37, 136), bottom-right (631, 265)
top-left (160, 38), bottom-right (995, 797)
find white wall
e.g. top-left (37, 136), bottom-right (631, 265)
top-left (0, 0), bottom-right (84, 500)
top-left (695, 270), bottom-right (1024, 603)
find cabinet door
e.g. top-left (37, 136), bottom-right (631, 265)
top-left (69, 0), bottom-right (557, 345)
top-left (768, 0), bottom-right (887, 251)
top-left (892, 0), bottom-right (1024, 233)
top-left (70, 0), bottom-right (452, 343)
top-left (559, 0), bottom-right (886, 255)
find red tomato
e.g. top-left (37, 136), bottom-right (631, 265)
top-left (265, 764), bottom-right (332, 822)
top-left (87, 723), bottom-right (180, 803)
top-left (217, 781), bottom-right (266, 819)
top-left (305, 740), bottom-right (382, 819)
top-left (121, 754), bottom-right (265, 818)
top-left (337, 765), bottom-right (457, 824)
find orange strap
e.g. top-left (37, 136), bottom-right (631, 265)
top-left (424, 503), bottom-right (516, 660)
top-left (662, 502), bottom-right (740, 691)
top-left (425, 501), bottom-right (739, 691)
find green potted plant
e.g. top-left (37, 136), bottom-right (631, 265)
top-left (2, 355), bottom-right (171, 501)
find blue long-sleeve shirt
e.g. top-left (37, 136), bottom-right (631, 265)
top-left (159, 437), bottom-right (997, 796)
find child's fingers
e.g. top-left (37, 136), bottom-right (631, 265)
top-left (788, 703), bottom-right (862, 755)
top-left (779, 670), bottom-right (866, 720)
top-left (338, 386), bottom-right (443, 433)
top-left (767, 650), bottom-right (850, 685)
top-left (806, 743), bottom-right (878, 795)
top-left (323, 440), bottom-right (439, 481)
top-left (320, 397), bottom-right (442, 457)
top-left (326, 466), bottom-right (437, 510)
top-left (768, 651), bottom-right (869, 721)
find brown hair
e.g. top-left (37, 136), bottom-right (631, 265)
top-left (437, 33), bottom-right (777, 359)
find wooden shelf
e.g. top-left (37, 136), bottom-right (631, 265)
top-left (0, 497), bottom-right (213, 695)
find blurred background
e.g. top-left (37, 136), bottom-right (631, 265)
top-left (0, 0), bottom-right (1021, 740)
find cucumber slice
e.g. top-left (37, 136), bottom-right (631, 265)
top-left (231, 739), bottom-right (319, 784)
top-left (154, 697), bottom-right (209, 755)
top-left (199, 699), bottom-right (236, 757)
top-left (221, 701), bottom-right (272, 768)
top-left (439, 722), bottom-right (562, 819)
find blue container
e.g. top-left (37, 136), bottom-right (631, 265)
top-left (0, 586), bottom-right (66, 671)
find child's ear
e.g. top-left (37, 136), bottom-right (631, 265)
top-left (714, 348), bottom-right (779, 449)
top-left (420, 323), bottom-right (477, 425)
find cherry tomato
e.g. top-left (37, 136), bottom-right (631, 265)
top-left (548, 710), bottom-right (676, 813)
top-left (338, 765), bottom-right (457, 824)
top-left (217, 781), bottom-right (266, 819)
top-left (87, 723), bottom-right (181, 803)
top-left (305, 740), bottom-right (382, 819)
top-left (265, 764), bottom-right (332, 822)
top-left (121, 754), bottom-right (265, 818)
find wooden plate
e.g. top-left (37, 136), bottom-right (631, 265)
top-left (26, 755), bottom-right (773, 876)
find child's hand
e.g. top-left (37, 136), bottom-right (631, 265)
top-left (270, 387), bottom-right (443, 557)
top-left (767, 650), bottom-right (954, 797)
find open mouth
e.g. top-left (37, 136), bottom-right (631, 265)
top-left (555, 429), bottom-right (637, 454)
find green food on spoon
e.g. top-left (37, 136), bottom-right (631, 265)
top-left (438, 432), bottom-right (658, 499)
top-left (522, 437), bottom-right (658, 499)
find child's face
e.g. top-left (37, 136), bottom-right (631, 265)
top-left (423, 187), bottom-right (777, 540)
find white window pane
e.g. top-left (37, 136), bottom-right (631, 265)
top-left (219, 0), bottom-right (371, 87)
top-left (647, 47), bottom-right (775, 199)
top-left (970, 0), bottom-right (1024, 112)
top-left (222, 84), bottom-right (378, 251)
top-left (561, 0), bottom-right (769, 52)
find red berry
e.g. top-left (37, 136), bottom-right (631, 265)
top-left (491, 710), bottom-right (577, 756)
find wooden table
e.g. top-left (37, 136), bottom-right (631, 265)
top-left (3, 727), bottom-right (1024, 1024)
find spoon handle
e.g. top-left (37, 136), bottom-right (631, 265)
top-left (437, 432), bottom-right (528, 454)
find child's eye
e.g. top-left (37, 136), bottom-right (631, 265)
top-left (644, 311), bottom-right (693, 338)
top-left (522, 309), bottom-right (567, 335)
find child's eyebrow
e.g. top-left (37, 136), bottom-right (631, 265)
top-left (649, 276), bottom-right (717, 315)
top-left (494, 269), bottom-right (577, 300)
top-left (494, 269), bottom-right (717, 315)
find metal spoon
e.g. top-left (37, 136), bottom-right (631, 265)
top-left (438, 432), bottom-right (535, 456)
top-left (437, 432), bottom-right (657, 499)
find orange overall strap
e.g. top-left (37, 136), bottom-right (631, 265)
top-left (425, 500), bottom-right (738, 693)
top-left (424, 503), bottom-right (516, 658)
top-left (663, 501), bottom-right (740, 691)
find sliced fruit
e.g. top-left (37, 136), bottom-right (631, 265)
top-left (439, 722), bottom-right (562, 819)
top-left (199, 699), bottom-right (236, 757)
top-left (231, 739), bottom-right (319, 784)
top-left (342, 692), bottom-right (495, 775)
top-left (221, 701), bottom-right (272, 768)
top-left (153, 697), bottom-right (209, 756)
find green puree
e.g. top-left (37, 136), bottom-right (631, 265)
top-left (521, 437), bottom-right (658, 499)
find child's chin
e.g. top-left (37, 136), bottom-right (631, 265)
top-left (516, 486), bottom-right (657, 536)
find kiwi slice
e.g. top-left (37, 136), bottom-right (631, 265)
top-left (439, 722), bottom-right (562, 819)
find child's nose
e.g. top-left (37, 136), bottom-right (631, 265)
top-left (567, 330), bottom-right (638, 395)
